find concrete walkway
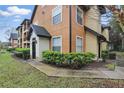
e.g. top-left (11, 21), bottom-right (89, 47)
top-left (28, 60), bottom-right (124, 79)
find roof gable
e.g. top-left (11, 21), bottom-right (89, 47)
top-left (9, 33), bottom-right (18, 40)
top-left (84, 26), bottom-right (107, 42)
top-left (28, 24), bottom-right (51, 40)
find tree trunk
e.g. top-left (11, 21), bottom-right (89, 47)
top-left (122, 37), bottom-right (124, 50)
top-left (119, 23), bottom-right (124, 50)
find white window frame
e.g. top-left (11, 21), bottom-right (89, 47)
top-left (76, 6), bottom-right (84, 26)
top-left (52, 5), bottom-right (62, 25)
top-left (52, 35), bottom-right (62, 52)
top-left (76, 36), bottom-right (83, 52)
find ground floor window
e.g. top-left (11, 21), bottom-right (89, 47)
top-left (76, 36), bottom-right (83, 52)
top-left (52, 36), bottom-right (62, 52)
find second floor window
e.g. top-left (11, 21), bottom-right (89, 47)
top-left (52, 6), bottom-right (62, 24)
top-left (76, 7), bottom-right (83, 25)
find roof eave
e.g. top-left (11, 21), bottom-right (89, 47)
top-left (16, 26), bottom-right (22, 30)
top-left (30, 5), bottom-right (38, 23)
top-left (84, 26), bottom-right (107, 42)
top-left (21, 19), bottom-right (30, 25)
top-left (37, 35), bottom-right (51, 38)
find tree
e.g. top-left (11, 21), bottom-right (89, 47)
top-left (0, 41), bottom-right (1, 51)
top-left (107, 6), bottom-right (124, 26)
top-left (109, 16), bottom-right (123, 50)
top-left (4, 27), bottom-right (16, 41)
top-left (109, 29), bottom-right (122, 51)
top-left (0, 41), bottom-right (3, 51)
top-left (106, 5), bottom-right (124, 50)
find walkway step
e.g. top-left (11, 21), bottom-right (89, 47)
top-left (29, 62), bottom-right (109, 79)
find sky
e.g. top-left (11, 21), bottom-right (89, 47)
top-left (0, 5), bottom-right (109, 42)
top-left (0, 5), bottom-right (34, 42)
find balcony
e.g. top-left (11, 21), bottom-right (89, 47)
top-left (23, 28), bottom-right (29, 33)
top-left (22, 24), bottom-right (30, 32)
top-left (24, 37), bottom-right (27, 41)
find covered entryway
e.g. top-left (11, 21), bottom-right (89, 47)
top-left (32, 38), bottom-right (36, 59)
top-left (28, 24), bottom-right (51, 60)
top-left (85, 26), bottom-right (108, 58)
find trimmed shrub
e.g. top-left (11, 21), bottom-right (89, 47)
top-left (14, 52), bottom-right (23, 58)
top-left (7, 48), bottom-right (15, 52)
top-left (15, 48), bottom-right (30, 60)
top-left (70, 53), bottom-right (84, 69)
top-left (109, 53), bottom-right (116, 60)
top-left (53, 52), bottom-right (65, 66)
top-left (42, 50), bottom-right (95, 69)
top-left (15, 48), bottom-right (30, 52)
top-left (101, 50), bottom-right (109, 62)
top-left (42, 51), bottom-right (65, 65)
top-left (42, 50), bottom-right (55, 63)
top-left (84, 52), bottom-right (96, 64)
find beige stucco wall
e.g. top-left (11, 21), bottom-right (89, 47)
top-left (85, 31), bottom-right (98, 57)
top-left (102, 28), bottom-right (109, 41)
top-left (84, 6), bottom-right (101, 34)
top-left (101, 42), bottom-right (107, 50)
top-left (39, 37), bottom-right (49, 61)
top-left (84, 5), bottom-right (101, 57)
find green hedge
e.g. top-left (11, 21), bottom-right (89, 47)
top-left (7, 48), bottom-right (15, 52)
top-left (14, 48), bottom-right (30, 60)
top-left (42, 50), bottom-right (95, 69)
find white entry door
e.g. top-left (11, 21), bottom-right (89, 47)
top-left (39, 37), bottom-right (49, 61)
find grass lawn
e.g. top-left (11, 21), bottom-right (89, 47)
top-left (0, 52), bottom-right (124, 88)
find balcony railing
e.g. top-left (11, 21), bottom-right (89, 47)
top-left (24, 37), bottom-right (27, 41)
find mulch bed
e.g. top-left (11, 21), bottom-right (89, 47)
top-left (81, 60), bottom-right (114, 70)
top-left (41, 60), bottom-right (114, 70)
top-left (12, 53), bottom-right (115, 71)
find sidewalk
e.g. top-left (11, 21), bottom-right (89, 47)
top-left (29, 60), bottom-right (124, 79)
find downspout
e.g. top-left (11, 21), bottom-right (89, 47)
top-left (69, 5), bottom-right (72, 53)
top-left (97, 37), bottom-right (101, 58)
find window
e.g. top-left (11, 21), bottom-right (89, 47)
top-left (76, 36), bottom-right (83, 52)
top-left (52, 6), bottom-right (62, 24)
top-left (52, 36), bottom-right (62, 52)
top-left (76, 7), bottom-right (83, 25)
